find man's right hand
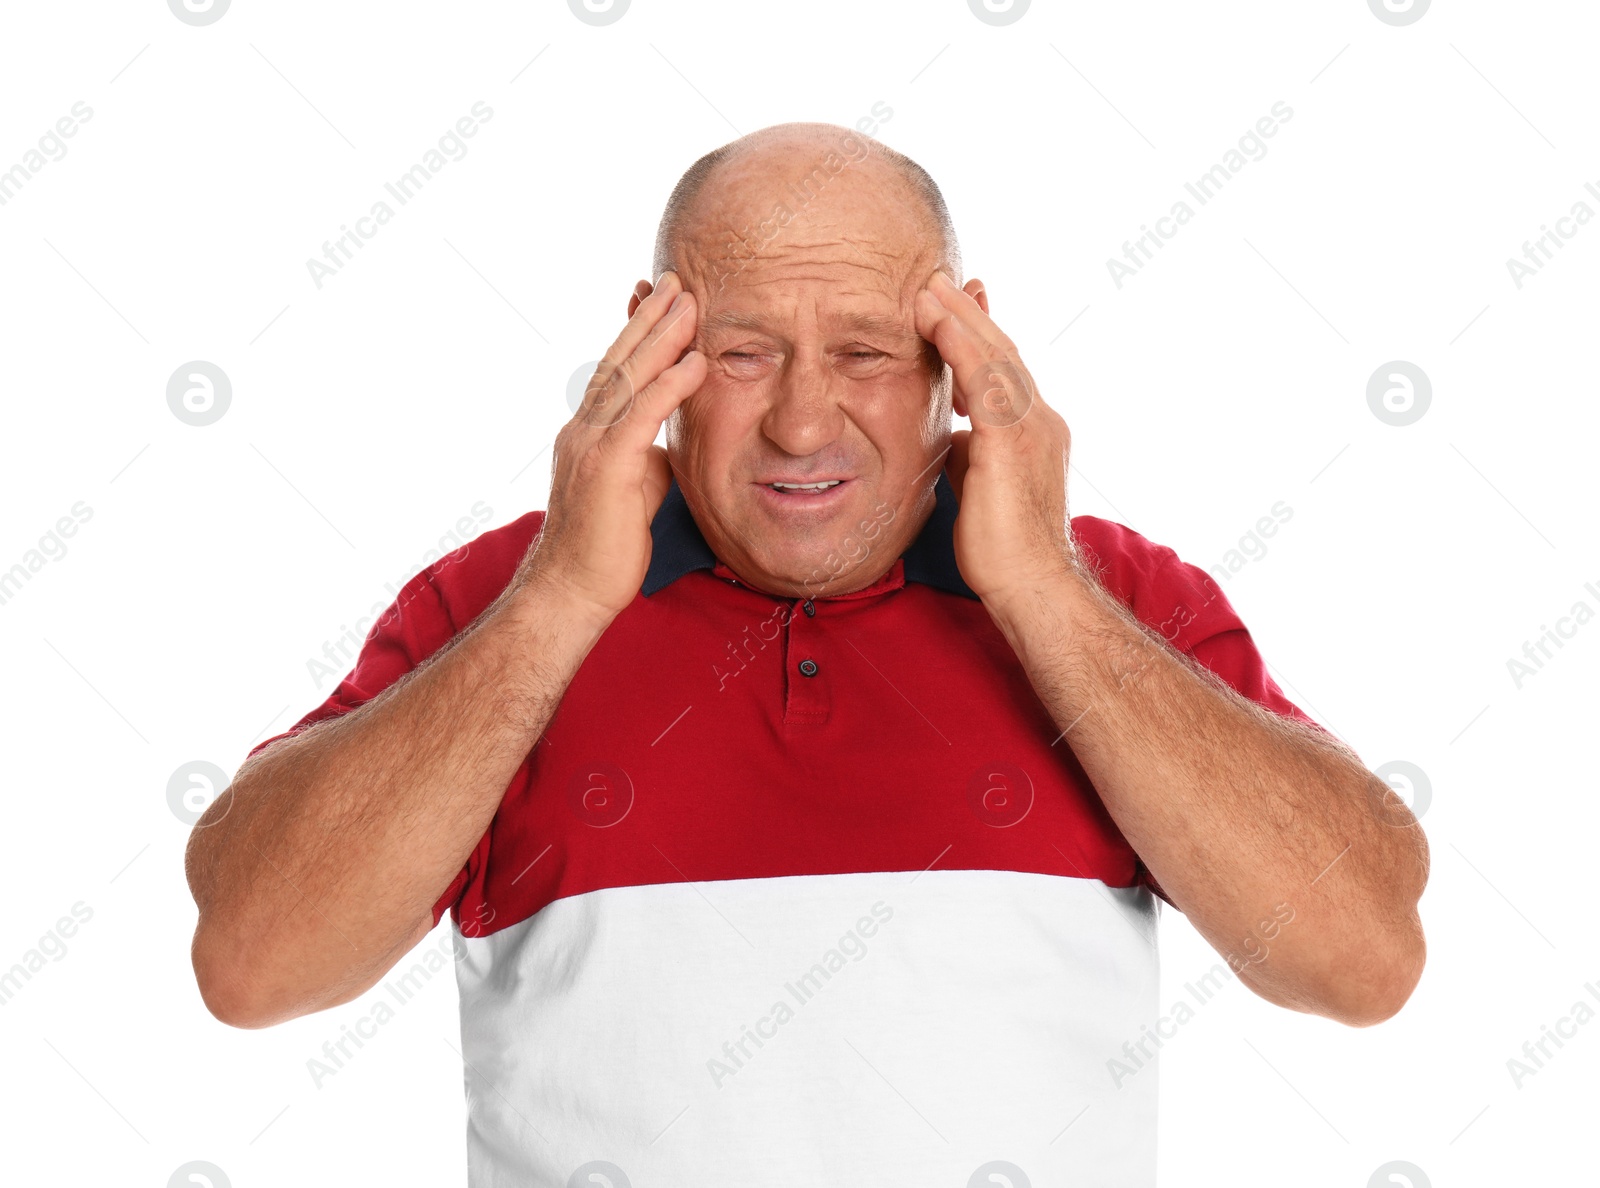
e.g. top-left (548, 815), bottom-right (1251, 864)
top-left (519, 270), bottom-right (704, 626)
top-left (190, 272), bottom-right (704, 1030)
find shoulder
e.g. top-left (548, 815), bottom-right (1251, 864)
top-left (1069, 514), bottom-right (1241, 650)
top-left (416, 508), bottom-right (547, 629)
top-left (1069, 514), bottom-right (1187, 603)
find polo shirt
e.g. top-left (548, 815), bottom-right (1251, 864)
top-left (247, 470), bottom-right (1322, 1187)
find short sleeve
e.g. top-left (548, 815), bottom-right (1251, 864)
top-left (1186, 629), bottom-right (1325, 730)
top-left (1151, 554), bottom-right (1330, 735)
top-left (1127, 549), bottom-right (1333, 908)
top-left (243, 568), bottom-right (472, 928)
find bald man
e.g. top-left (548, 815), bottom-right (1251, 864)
top-left (186, 122), bottom-right (1428, 1186)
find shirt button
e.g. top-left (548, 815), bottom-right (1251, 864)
top-left (802, 600), bottom-right (815, 617)
top-left (798, 658), bottom-right (818, 677)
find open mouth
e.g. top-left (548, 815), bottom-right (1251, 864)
top-left (766, 480), bottom-right (845, 496)
top-left (755, 477), bottom-right (853, 510)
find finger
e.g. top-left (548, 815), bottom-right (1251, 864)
top-left (589, 288), bottom-right (699, 428)
top-left (925, 268), bottom-right (1016, 356)
top-left (914, 285), bottom-right (1000, 385)
top-left (627, 278), bottom-right (653, 317)
top-left (915, 280), bottom-right (1037, 430)
top-left (578, 277), bottom-right (692, 428)
top-left (598, 344), bottom-right (706, 462)
top-left (589, 270), bottom-right (683, 397)
top-left (962, 276), bottom-right (989, 314)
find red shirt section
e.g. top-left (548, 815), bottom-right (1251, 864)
top-left (246, 476), bottom-right (1323, 933)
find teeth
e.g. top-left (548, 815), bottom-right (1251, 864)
top-left (770, 480), bottom-right (842, 491)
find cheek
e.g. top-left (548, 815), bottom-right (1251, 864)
top-left (677, 381), bottom-right (764, 446)
top-left (842, 358), bottom-right (933, 412)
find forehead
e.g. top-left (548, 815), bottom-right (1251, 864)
top-left (678, 147), bottom-right (939, 329)
top-left (699, 304), bottom-right (911, 337)
top-left (694, 302), bottom-right (921, 349)
top-left (688, 233), bottom-right (933, 340)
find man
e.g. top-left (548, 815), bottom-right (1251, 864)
top-left (185, 122), bottom-right (1428, 1185)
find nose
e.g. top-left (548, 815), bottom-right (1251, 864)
top-left (760, 349), bottom-right (845, 458)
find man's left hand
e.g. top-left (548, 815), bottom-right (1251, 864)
top-left (914, 268), bottom-right (1078, 609)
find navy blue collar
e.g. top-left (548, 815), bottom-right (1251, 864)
top-left (641, 471), bottom-right (979, 601)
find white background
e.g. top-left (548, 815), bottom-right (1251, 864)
top-left (1, 0), bottom-right (1594, 1184)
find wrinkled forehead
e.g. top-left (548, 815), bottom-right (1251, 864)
top-left (675, 152), bottom-right (940, 335)
top-left (694, 238), bottom-right (931, 338)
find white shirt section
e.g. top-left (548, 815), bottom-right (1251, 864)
top-left (452, 868), bottom-right (1159, 1188)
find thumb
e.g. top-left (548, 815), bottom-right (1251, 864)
top-left (944, 430), bottom-right (971, 504)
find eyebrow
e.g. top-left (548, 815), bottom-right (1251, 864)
top-left (698, 310), bottom-right (912, 338)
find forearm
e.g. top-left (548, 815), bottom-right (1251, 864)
top-left (186, 573), bottom-right (610, 1028)
top-left (986, 566), bottom-right (1428, 1025)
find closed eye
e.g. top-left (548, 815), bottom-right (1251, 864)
top-left (721, 348), bottom-right (885, 362)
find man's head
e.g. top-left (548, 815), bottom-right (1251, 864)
top-left (635, 121), bottom-right (986, 600)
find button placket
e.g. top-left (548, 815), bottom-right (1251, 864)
top-left (783, 595), bottom-right (829, 721)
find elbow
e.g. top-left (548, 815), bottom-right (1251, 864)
top-left (197, 982), bottom-right (267, 1032)
top-left (1322, 912), bottom-right (1428, 1028)
top-left (1330, 798), bottom-right (1430, 1027)
top-left (1239, 906), bottom-right (1428, 1027)
top-left (1338, 937), bottom-right (1425, 1027)
top-left (1241, 821), bottom-right (1431, 1027)
top-left (191, 926), bottom-right (278, 1030)
top-left (1248, 928), bottom-right (1426, 1027)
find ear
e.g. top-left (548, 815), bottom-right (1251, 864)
top-left (643, 444), bottom-right (673, 521)
top-left (627, 279), bottom-right (652, 318)
top-left (944, 429), bottom-right (972, 504)
top-left (963, 277), bottom-right (989, 316)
